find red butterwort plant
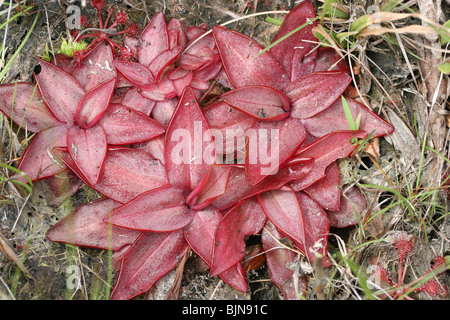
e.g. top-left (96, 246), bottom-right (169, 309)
top-left (0, 1), bottom-right (395, 299)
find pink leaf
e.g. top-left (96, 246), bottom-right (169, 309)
top-left (270, 0), bottom-right (317, 82)
top-left (289, 130), bottom-right (367, 191)
top-left (120, 86), bottom-right (156, 116)
top-left (245, 117), bottom-right (306, 186)
top-left (35, 58), bottom-right (84, 124)
top-left (296, 192), bottom-right (331, 267)
top-left (286, 71), bottom-right (352, 119)
top-left (67, 125), bottom-right (107, 186)
top-left (147, 46), bottom-right (182, 81)
top-left (48, 147), bottom-right (90, 183)
top-left (76, 77), bottom-right (116, 128)
top-left (187, 165), bottom-right (231, 210)
top-left (212, 158), bottom-right (314, 210)
top-left (139, 77), bottom-right (176, 101)
top-left (72, 41), bottom-right (117, 91)
top-left (151, 98), bottom-right (178, 128)
top-left (109, 185), bottom-right (192, 232)
top-left (203, 101), bottom-right (255, 156)
top-left (303, 161), bottom-right (341, 211)
top-left (210, 197), bottom-right (267, 276)
top-left (184, 206), bottom-right (248, 292)
top-left (97, 103), bottom-right (165, 145)
top-left (113, 60), bottom-right (154, 86)
top-left (137, 12), bottom-right (169, 67)
top-left (0, 82), bottom-right (63, 132)
top-left (212, 26), bottom-right (289, 92)
top-left (164, 87), bottom-right (212, 190)
top-left (47, 197), bottom-right (141, 251)
top-left (258, 187), bottom-right (306, 251)
top-left (221, 86), bottom-right (290, 121)
top-left (94, 147), bottom-right (169, 203)
top-left (194, 54), bottom-right (222, 82)
top-left (110, 230), bottom-right (188, 300)
top-left (18, 125), bottom-right (69, 182)
top-left (167, 18), bottom-right (187, 50)
top-left (261, 220), bottom-right (308, 299)
top-left (134, 135), bottom-right (166, 165)
top-left (327, 186), bottom-right (367, 228)
top-left (301, 97), bottom-right (394, 138)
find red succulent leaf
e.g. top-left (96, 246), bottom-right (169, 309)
top-left (210, 197), bottom-right (267, 276)
top-left (289, 130), bottom-right (367, 191)
top-left (212, 158), bottom-right (314, 210)
top-left (167, 18), bottom-right (187, 51)
top-left (303, 161), bottom-right (341, 211)
top-left (120, 86), bottom-right (156, 115)
top-left (151, 98), bottom-right (178, 128)
top-left (0, 82), bottom-right (63, 132)
top-left (109, 185), bottom-right (192, 232)
top-left (203, 101), bottom-right (255, 156)
top-left (212, 25), bottom-right (289, 92)
top-left (139, 76), bottom-right (177, 101)
top-left (183, 206), bottom-right (248, 292)
top-left (18, 125), bottom-right (69, 182)
top-left (245, 117), bottom-right (306, 186)
top-left (147, 46), bottom-right (182, 81)
top-left (75, 77), bottom-right (116, 128)
top-left (187, 164), bottom-right (231, 210)
top-left (35, 58), bottom-right (84, 124)
top-left (46, 197), bottom-right (141, 251)
top-left (48, 146), bottom-right (90, 183)
top-left (67, 125), bottom-right (107, 186)
top-left (110, 230), bottom-right (188, 300)
top-left (296, 192), bottom-right (331, 267)
top-left (137, 12), bottom-right (169, 67)
top-left (270, 0), bottom-right (317, 82)
top-left (34, 169), bottom-right (83, 206)
top-left (258, 187), bottom-right (306, 253)
top-left (261, 220), bottom-right (308, 299)
top-left (301, 96), bottom-right (394, 138)
top-left (189, 77), bottom-right (209, 90)
top-left (164, 87), bottom-right (212, 190)
top-left (97, 103), bottom-right (165, 145)
top-left (93, 147), bottom-right (169, 203)
top-left (327, 186), bottom-right (367, 228)
top-left (286, 71), bottom-right (352, 119)
top-left (169, 68), bottom-right (194, 96)
top-left (221, 86), bottom-right (290, 121)
top-left (72, 41), bottom-right (117, 91)
top-left (134, 135), bottom-right (166, 165)
top-left (313, 47), bottom-right (350, 74)
top-left (113, 60), bottom-right (154, 86)
top-left (179, 33), bottom-right (217, 71)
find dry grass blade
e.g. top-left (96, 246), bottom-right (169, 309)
top-left (0, 232), bottom-right (33, 279)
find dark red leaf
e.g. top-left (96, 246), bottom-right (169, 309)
top-left (109, 185), bottom-right (192, 232)
top-left (221, 86), bottom-right (290, 121)
top-left (261, 220), bottom-right (308, 299)
top-left (327, 186), bottom-right (367, 228)
top-left (312, 47), bottom-right (350, 74)
top-left (245, 117), bottom-right (306, 186)
top-left (301, 96), bottom-right (394, 138)
top-left (72, 41), bottom-right (117, 91)
top-left (46, 197), bottom-right (141, 251)
top-left (303, 161), bottom-right (341, 211)
top-left (0, 83), bottom-right (63, 132)
top-left (67, 125), bottom-right (107, 186)
top-left (18, 125), bottom-right (69, 182)
top-left (183, 206), bottom-right (248, 292)
top-left (76, 77), bottom-right (116, 128)
top-left (97, 103), bottom-right (165, 145)
top-left (210, 197), bottom-right (267, 276)
top-left (34, 169), bottom-right (83, 206)
top-left (187, 164), bottom-right (231, 210)
top-left (258, 187), bottom-right (306, 252)
top-left (289, 130), bottom-right (367, 191)
top-left (137, 12), bottom-right (169, 67)
top-left (286, 71), bottom-right (352, 119)
top-left (94, 147), bottom-right (169, 203)
top-left (212, 26), bottom-right (289, 92)
top-left (164, 87), bottom-right (212, 191)
top-left (35, 58), bottom-right (84, 124)
top-left (113, 60), bottom-right (154, 86)
top-left (270, 0), bottom-right (317, 82)
top-left (110, 230), bottom-right (188, 300)
top-left (212, 158), bottom-right (314, 210)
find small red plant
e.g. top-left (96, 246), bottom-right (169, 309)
top-left (0, 1), bottom-right (398, 299)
